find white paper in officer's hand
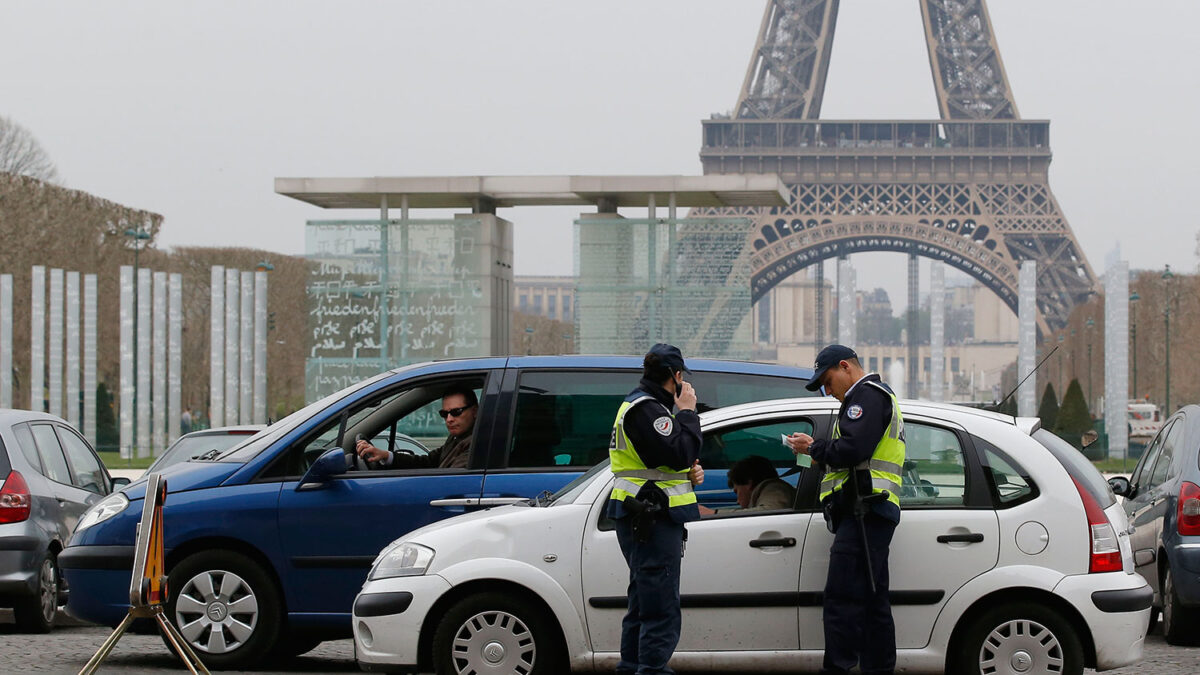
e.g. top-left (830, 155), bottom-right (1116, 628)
top-left (783, 434), bottom-right (812, 467)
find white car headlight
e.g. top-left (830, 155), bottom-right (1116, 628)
top-left (75, 493), bottom-right (129, 533)
top-left (369, 542), bottom-right (435, 580)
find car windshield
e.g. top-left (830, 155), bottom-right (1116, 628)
top-left (1033, 429), bottom-right (1116, 508)
top-left (149, 432), bottom-right (261, 472)
top-left (216, 369), bottom-right (398, 463)
top-left (546, 460), bottom-right (611, 506)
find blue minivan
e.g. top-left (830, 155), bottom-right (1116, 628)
top-left (61, 355), bottom-right (812, 667)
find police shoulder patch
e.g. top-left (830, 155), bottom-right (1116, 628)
top-left (653, 416), bottom-right (674, 436)
top-left (847, 404), bottom-right (864, 420)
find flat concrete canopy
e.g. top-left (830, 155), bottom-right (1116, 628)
top-left (275, 175), bottom-right (790, 210)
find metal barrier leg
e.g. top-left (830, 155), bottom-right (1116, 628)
top-left (155, 612), bottom-right (211, 675)
top-left (78, 612), bottom-right (136, 675)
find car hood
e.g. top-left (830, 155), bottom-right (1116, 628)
top-left (385, 502), bottom-right (591, 572)
top-left (119, 461), bottom-right (244, 501)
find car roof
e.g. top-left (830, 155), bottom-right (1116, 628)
top-left (0, 409), bottom-right (69, 425)
top-left (182, 425), bottom-right (266, 437)
top-left (699, 396), bottom-right (1036, 432)
top-left (388, 355), bottom-right (813, 378)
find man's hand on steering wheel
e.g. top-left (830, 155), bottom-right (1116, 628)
top-left (355, 439), bottom-right (389, 465)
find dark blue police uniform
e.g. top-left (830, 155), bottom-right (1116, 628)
top-left (809, 372), bottom-right (902, 675)
top-left (608, 376), bottom-right (701, 675)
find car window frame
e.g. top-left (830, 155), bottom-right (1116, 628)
top-left (253, 369), bottom-right (499, 481)
top-left (696, 413), bottom-right (820, 516)
top-left (28, 422), bottom-right (74, 487)
top-left (889, 414), bottom-right (988, 510)
top-left (10, 423), bottom-right (42, 475)
top-left (1148, 417), bottom-right (1185, 489)
top-left (1132, 420), bottom-right (1172, 492)
top-left (53, 423), bottom-right (111, 495)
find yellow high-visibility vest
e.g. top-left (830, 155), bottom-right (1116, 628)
top-left (819, 382), bottom-right (905, 508)
top-left (608, 396), bottom-right (697, 513)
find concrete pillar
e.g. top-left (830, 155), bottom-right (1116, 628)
top-left (0, 275), bottom-right (11, 408)
top-left (136, 268), bottom-right (151, 458)
top-left (1017, 261), bottom-right (1037, 417)
top-left (209, 266), bottom-right (225, 428)
top-left (239, 271), bottom-right (254, 424)
top-left (119, 266), bottom-right (134, 459)
top-left (31, 266), bottom-right (45, 412)
top-left (65, 271), bottom-right (80, 427)
top-left (224, 268), bottom-right (240, 426)
top-left (1105, 260), bottom-right (1130, 460)
top-left (930, 262), bottom-right (945, 402)
top-left (253, 270), bottom-right (268, 424)
top-left (152, 271), bottom-right (167, 455)
top-left (168, 274), bottom-right (182, 446)
top-left (83, 275), bottom-right (96, 445)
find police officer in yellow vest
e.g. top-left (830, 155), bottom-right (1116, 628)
top-left (609, 343), bottom-right (702, 675)
top-left (787, 345), bottom-right (905, 675)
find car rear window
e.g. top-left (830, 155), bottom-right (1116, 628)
top-left (0, 435), bottom-right (10, 476)
top-left (1033, 429), bottom-right (1116, 509)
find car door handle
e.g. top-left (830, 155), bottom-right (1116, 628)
top-left (749, 537), bottom-right (797, 548)
top-left (937, 532), bottom-right (985, 544)
top-left (429, 497), bottom-right (527, 507)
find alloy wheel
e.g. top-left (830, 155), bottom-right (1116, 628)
top-left (36, 558), bottom-right (57, 624)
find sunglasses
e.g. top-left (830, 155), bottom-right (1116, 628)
top-left (438, 404), bottom-right (475, 419)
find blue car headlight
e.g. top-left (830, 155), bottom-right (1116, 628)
top-left (75, 492), bottom-right (129, 533)
top-left (369, 542), bottom-right (435, 580)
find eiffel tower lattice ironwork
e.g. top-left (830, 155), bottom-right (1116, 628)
top-left (695, 0), bottom-right (1097, 335)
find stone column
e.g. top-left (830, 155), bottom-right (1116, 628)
top-left (209, 266), bottom-right (225, 428)
top-left (65, 272), bottom-right (80, 427)
top-left (152, 271), bottom-right (167, 455)
top-left (84, 275), bottom-right (97, 445)
top-left (1105, 260), bottom-right (1130, 460)
top-left (168, 274), bottom-right (182, 445)
top-left (137, 268), bottom-right (151, 458)
top-left (31, 266), bottom-right (45, 412)
top-left (1017, 261), bottom-right (1037, 417)
top-left (119, 266), bottom-right (134, 459)
top-left (224, 268), bottom-right (240, 426)
top-left (930, 262), bottom-right (946, 402)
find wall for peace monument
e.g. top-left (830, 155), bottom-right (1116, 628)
top-left (304, 216), bottom-right (512, 403)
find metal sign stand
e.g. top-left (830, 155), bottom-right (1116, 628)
top-left (79, 473), bottom-right (210, 675)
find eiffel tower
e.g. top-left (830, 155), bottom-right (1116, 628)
top-left (696, 0), bottom-right (1097, 342)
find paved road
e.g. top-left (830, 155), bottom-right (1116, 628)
top-left (2, 611), bottom-right (1197, 675)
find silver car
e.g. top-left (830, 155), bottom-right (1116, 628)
top-left (144, 425), bottom-right (266, 474)
top-left (0, 410), bottom-right (127, 632)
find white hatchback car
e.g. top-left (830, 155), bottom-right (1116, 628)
top-left (353, 399), bottom-right (1150, 674)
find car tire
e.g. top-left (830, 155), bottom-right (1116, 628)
top-left (1161, 564), bottom-right (1199, 645)
top-left (952, 601), bottom-right (1084, 675)
top-left (13, 552), bottom-right (58, 633)
top-left (432, 591), bottom-right (565, 675)
top-left (163, 550), bottom-right (283, 669)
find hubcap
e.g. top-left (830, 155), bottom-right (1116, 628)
top-left (979, 618), bottom-right (1063, 674)
top-left (38, 559), bottom-right (57, 623)
top-left (451, 610), bottom-right (535, 674)
top-left (174, 569), bottom-right (259, 654)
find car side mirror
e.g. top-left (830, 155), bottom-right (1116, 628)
top-left (1107, 476), bottom-right (1131, 497)
top-left (1081, 429), bottom-right (1099, 448)
top-left (111, 477), bottom-right (131, 488)
top-left (297, 448), bottom-right (348, 491)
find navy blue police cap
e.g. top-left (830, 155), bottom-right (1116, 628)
top-left (645, 343), bottom-right (691, 374)
top-left (806, 344), bottom-right (858, 391)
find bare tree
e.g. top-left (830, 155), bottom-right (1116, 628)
top-left (0, 115), bottom-right (59, 183)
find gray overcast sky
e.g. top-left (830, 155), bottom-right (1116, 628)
top-left (4, 1), bottom-right (1198, 313)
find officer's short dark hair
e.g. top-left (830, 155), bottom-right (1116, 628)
top-left (642, 352), bottom-right (678, 383)
top-left (442, 386), bottom-right (478, 408)
top-left (727, 455), bottom-right (778, 489)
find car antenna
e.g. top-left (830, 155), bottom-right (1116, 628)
top-left (993, 344), bottom-right (1059, 413)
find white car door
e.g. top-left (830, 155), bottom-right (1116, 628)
top-left (797, 416), bottom-right (1000, 649)
top-left (581, 414), bottom-right (821, 653)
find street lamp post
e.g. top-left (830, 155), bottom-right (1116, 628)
top-left (1085, 317), bottom-right (1095, 414)
top-left (1129, 291), bottom-right (1140, 400)
top-left (1163, 265), bottom-right (1176, 414)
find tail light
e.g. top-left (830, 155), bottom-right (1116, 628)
top-left (1177, 482), bottom-right (1200, 536)
top-left (0, 470), bottom-right (32, 524)
top-left (1071, 476), bottom-right (1123, 573)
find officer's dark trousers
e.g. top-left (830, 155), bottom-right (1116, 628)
top-left (822, 511), bottom-right (896, 675)
top-left (613, 513), bottom-right (685, 675)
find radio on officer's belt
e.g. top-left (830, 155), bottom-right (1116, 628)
top-left (784, 434), bottom-right (812, 468)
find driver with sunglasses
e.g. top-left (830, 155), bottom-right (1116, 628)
top-left (354, 387), bottom-right (478, 469)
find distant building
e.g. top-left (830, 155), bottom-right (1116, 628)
top-left (514, 276), bottom-right (575, 323)
top-left (755, 272), bottom-right (833, 346)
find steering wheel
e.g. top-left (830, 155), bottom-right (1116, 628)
top-left (347, 433), bottom-right (433, 471)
